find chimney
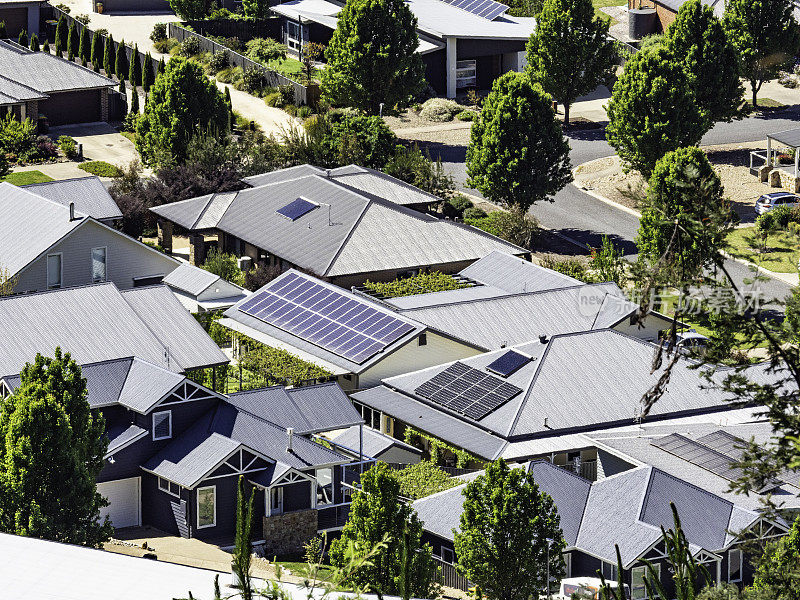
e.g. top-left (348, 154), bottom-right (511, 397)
top-left (539, 334), bottom-right (548, 344)
top-left (286, 427), bottom-right (294, 452)
top-left (69, 201), bottom-right (76, 221)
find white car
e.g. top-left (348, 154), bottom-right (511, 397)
top-left (552, 577), bottom-right (630, 600)
top-left (755, 192), bottom-right (800, 215)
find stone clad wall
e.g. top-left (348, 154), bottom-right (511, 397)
top-left (262, 510), bottom-right (318, 557)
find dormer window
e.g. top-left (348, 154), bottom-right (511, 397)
top-left (152, 410), bottom-right (172, 441)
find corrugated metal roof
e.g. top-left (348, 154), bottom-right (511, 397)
top-left (412, 482), bottom-right (468, 541)
top-left (243, 164), bottom-right (325, 187)
top-left (162, 263), bottom-right (221, 297)
top-left (22, 176), bottom-right (122, 221)
top-left (0, 73), bottom-right (48, 105)
top-left (116, 358), bottom-right (185, 413)
top-left (528, 461), bottom-right (591, 547)
top-left (0, 41), bottom-right (114, 93)
top-left (150, 193), bottom-right (216, 230)
top-left (330, 425), bottom-right (422, 458)
top-left (329, 166), bottom-right (443, 207)
top-left (120, 285), bottom-right (229, 370)
top-left (105, 424), bottom-right (148, 456)
top-left (769, 128), bottom-right (800, 148)
top-left (460, 251), bottom-right (581, 294)
top-left (195, 192), bottom-right (238, 230)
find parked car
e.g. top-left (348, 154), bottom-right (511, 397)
top-left (755, 192), bottom-right (800, 215)
top-left (553, 577), bottom-right (630, 600)
top-left (676, 330), bottom-right (709, 356)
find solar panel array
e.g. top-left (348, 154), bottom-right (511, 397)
top-left (238, 273), bottom-right (416, 364)
top-left (438, 0), bottom-right (509, 20)
top-left (415, 362), bottom-right (522, 421)
top-left (277, 198), bottom-right (317, 221)
top-left (651, 434), bottom-right (743, 483)
top-left (486, 350), bottom-right (530, 378)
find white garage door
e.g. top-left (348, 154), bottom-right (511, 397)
top-left (97, 477), bottom-right (141, 529)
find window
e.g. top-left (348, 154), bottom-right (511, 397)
top-left (286, 20), bottom-right (305, 53)
top-left (91, 247), bottom-right (107, 283)
top-left (728, 548), bottom-right (742, 583)
top-left (158, 477), bottom-right (180, 497)
top-left (441, 546), bottom-right (455, 564)
top-left (269, 486), bottom-right (283, 516)
top-left (418, 333), bottom-right (427, 346)
top-left (456, 60), bottom-right (477, 89)
top-left (601, 561), bottom-right (618, 583)
top-left (631, 564), bottom-right (660, 600)
top-left (152, 411), bottom-right (172, 441)
top-left (47, 253), bottom-right (62, 289)
top-left (316, 468), bottom-right (333, 506)
top-left (564, 552), bottom-right (572, 578)
top-left (197, 486), bottom-right (216, 528)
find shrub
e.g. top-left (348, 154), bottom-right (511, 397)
top-left (363, 271), bottom-right (467, 298)
top-left (393, 461), bottom-right (461, 499)
top-left (456, 109), bottom-right (476, 121)
top-left (201, 248), bottom-right (244, 285)
top-left (446, 194), bottom-right (473, 216)
top-left (245, 37), bottom-right (287, 65)
top-left (296, 105), bottom-right (313, 119)
top-left (278, 84), bottom-right (294, 106)
top-left (35, 135), bottom-right (58, 158)
top-left (207, 49), bottom-right (229, 73)
top-left (538, 255), bottom-right (591, 281)
top-left (419, 97), bottom-right (463, 122)
top-left (322, 111), bottom-right (397, 168)
top-left (383, 143), bottom-right (455, 198)
top-left (153, 37), bottom-right (179, 54)
top-left (242, 66), bottom-right (269, 94)
top-left (463, 206), bottom-right (487, 220)
top-left (264, 91), bottom-right (282, 107)
top-left (57, 135), bottom-right (78, 159)
top-left (78, 160), bottom-right (122, 177)
top-left (243, 263), bottom-right (280, 291)
top-left (74, 13), bottom-right (90, 24)
top-left (465, 210), bottom-right (539, 248)
top-left (216, 65), bottom-right (243, 85)
top-left (178, 36), bottom-right (200, 57)
top-left (150, 23), bottom-right (167, 43)
top-left (0, 114), bottom-right (39, 160)
top-left (122, 111), bottom-right (140, 133)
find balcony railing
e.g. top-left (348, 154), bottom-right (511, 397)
top-left (432, 556), bottom-right (472, 592)
top-left (317, 502), bottom-right (351, 531)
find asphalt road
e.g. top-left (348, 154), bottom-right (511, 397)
top-left (425, 107), bottom-right (800, 303)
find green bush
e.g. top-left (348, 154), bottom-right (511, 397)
top-left (150, 23), bottom-right (167, 43)
top-left (456, 109), bottom-right (476, 121)
top-left (393, 461), bottom-right (461, 500)
top-left (321, 111), bottom-right (397, 169)
top-left (207, 49), bottom-right (229, 73)
top-left (447, 194), bottom-right (473, 216)
top-left (278, 84), bottom-right (294, 106)
top-left (178, 36), bottom-right (200, 57)
top-left (0, 114), bottom-right (40, 161)
top-left (241, 66), bottom-right (269, 94)
top-left (245, 37), bottom-right (287, 65)
top-left (153, 37), bottom-right (179, 54)
top-left (463, 206), bottom-right (487, 220)
top-left (465, 210), bottom-right (539, 248)
top-left (77, 160), bottom-right (122, 177)
top-left (296, 105), bottom-right (313, 119)
top-left (264, 91), bottom-right (282, 107)
top-left (419, 98), bottom-right (463, 122)
top-left (363, 271), bottom-right (467, 298)
top-left (57, 135), bottom-right (78, 159)
top-left (283, 104), bottom-right (297, 116)
top-left (216, 65), bottom-right (243, 85)
top-left (201, 248), bottom-right (244, 285)
top-left (538, 255), bottom-right (591, 282)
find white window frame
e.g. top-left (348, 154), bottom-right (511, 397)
top-left (47, 252), bottom-right (63, 289)
top-left (158, 477), bottom-right (180, 498)
top-left (728, 548), bottom-right (743, 583)
top-left (441, 546), bottom-right (455, 564)
top-left (91, 246), bottom-right (107, 283)
top-left (152, 410), bottom-right (172, 441)
top-left (631, 564), bottom-right (661, 600)
top-left (196, 485), bottom-right (216, 529)
top-left (267, 486), bottom-right (284, 517)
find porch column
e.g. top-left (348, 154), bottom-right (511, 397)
top-left (795, 146), bottom-right (799, 178)
top-left (311, 481), bottom-right (317, 509)
top-left (716, 559), bottom-right (721, 585)
top-left (446, 37), bottom-right (457, 99)
top-left (767, 136), bottom-right (772, 168)
top-left (359, 423), bottom-right (364, 473)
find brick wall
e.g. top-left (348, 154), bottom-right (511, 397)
top-left (628, 0), bottom-right (677, 32)
top-left (262, 510), bottom-right (318, 557)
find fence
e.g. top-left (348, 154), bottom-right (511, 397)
top-left (180, 18), bottom-right (283, 41)
top-left (168, 22), bottom-right (319, 106)
top-left (317, 502), bottom-right (351, 531)
top-left (433, 556), bottom-right (472, 592)
top-left (614, 38), bottom-right (639, 66)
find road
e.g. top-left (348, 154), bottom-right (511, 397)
top-left (428, 107), bottom-right (800, 303)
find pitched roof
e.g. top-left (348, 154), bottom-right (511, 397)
top-left (162, 263), bottom-right (223, 297)
top-left (226, 382), bottom-right (363, 434)
top-left (152, 171), bottom-right (526, 279)
top-left (329, 425), bottom-right (423, 458)
top-left (0, 283), bottom-right (228, 377)
top-left (0, 41), bottom-right (114, 94)
top-left (0, 73), bottom-right (48, 105)
top-left (106, 424), bottom-right (148, 456)
top-left (460, 251), bottom-right (582, 293)
top-left (22, 176), bottom-right (122, 221)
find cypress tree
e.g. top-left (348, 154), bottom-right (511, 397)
top-left (90, 31), bottom-right (101, 72)
top-left (79, 25), bottom-right (90, 66)
top-left (42, 38), bottom-right (50, 53)
top-left (118, 76), bottom-right (126, 95)
top-left (128, 44), bottom-right (142, 88)
top-left (0, 21), bottom-right (6, 39)
top-left (54, 33), bottom-right (63, 58)
top-left (29, 33), bottom-right (39, 52)
top-left (142, 52), bottom-right (155, 91)
top-left (66, 21), bottom-right (75, 60)
top-left (55, 16), bottom-right (66, 50)
top-left (17, 29), bottom-right (27, 48)
top-left (158, 57), bottom-right (165, 74)
top-left (104, 35), bottom-right (114, 76)
top-left (130, 87), bottom-right (140, 114)
top-left (115, 40), bottom-right (127, 80)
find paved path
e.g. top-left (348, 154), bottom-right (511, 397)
top-left (214, 80), bottom-right (299, 139)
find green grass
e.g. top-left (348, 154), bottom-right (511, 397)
top-left (120, 131), bottom-right (136, 144)
top-left (727, 226), bottom-right (800, 273)
top-left (1, 170), bottom-right (54, 185)
top-left (78, 161), bottom-right (122, 178)
top-left (592, 0), bottom-right (627, 23)
top-left (745, 98), bottom-right (786, 112)
top-left (275, 562), bottom-right (333, 582)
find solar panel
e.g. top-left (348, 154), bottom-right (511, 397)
top-left (414, 362), bottom-right (522, 421)
top-left (240, 273), bottom-right (416, 364)
top-left (276, 197), bottom-right (317, 221)
top-left (437, 0), bottom-right (508, 20)
top-left (651, 434), bottom-right (743, 482)
top-left (486, 350), bottom-right (530, 378)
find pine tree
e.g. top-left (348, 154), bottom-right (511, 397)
top-left (55, 16), bottom-right (66, 51)
top-left (115, 40), bottom-right (127, 80)
top-left (118, 76), bottom-right (126, 95)
top-left (29, 33), bottom-right (39, 52)
top-left (104, 35), bottom-right (114, 76)
top-left (66, 21), bottom-right (75, 61)
top-left (17, 29), bottom-right (27, 48)
top-left (79, 25), bottom-right (90, 67)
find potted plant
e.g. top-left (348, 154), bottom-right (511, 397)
top-left (96, 2), bottom-right (104, 13)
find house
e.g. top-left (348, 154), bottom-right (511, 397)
top-left (0, 40), bottom-right (115, 125)
top-left (329, 424), bottom-right (424, 464)
top-left (350, 329), bottom-right (745, 463)
top-left (0, 361), bottom-right (364, 552)
top-left (270, 0), bottom-right (537, 97)
top-left (150, 166), bottom-right (528, 289)
top-left (0, 0), bottom-right (44, 38)
top-left (413, 460), bottom-right (790, 597)
top-left (219, 269), bottom-right (483, 391)
top-left (162, 262), bottom-right (250, 313)
top-left (0, 182), bottom-right (178, 293)
top-left (382, 251), bottom-right (676, 348)
top-left (21, 175), bottom-right (123, 225)
top-left (0, 282), bottom-right (229, 377)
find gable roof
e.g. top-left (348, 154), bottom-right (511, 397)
top-left (0, 283), bottom-right (228, 377)
top-left (21, 176), bottom-right (122, 221)
top-left (152, 171), bottom-right (526, 279)
top-left (0, 73), bottom-right (48, 105)
top-left (460, 251), bottom-right (582, 293)
top-left (329, 424), bottom-right (423, 458)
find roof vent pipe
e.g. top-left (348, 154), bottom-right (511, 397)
top-left (287, 427), bottom-right (294, 452)
top-left (69, 201), bottom-right (76, 222)
top-left (539, 334), bottom-right (548, 344)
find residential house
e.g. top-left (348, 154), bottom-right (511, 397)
top-left (414, 460), bottom-right (790, 597)
top-left (218, 269), bottom-right (484, 391)
top-left (270, 0), bottom-right (537, 97)
top-left (22, 175), bottom-right (123, 225)
top-left (150, 165), bottom-right (528, 289)
top-left (0, 40), bottom-right (115, 124)
top-left (0, 0), bottom-right (44, 38)
top-left (351, 329), bottom-right (745, 462)
top-left (382, 251), bottom-right (676, 347)
top-left (329, 425), bottom-right (424, 464)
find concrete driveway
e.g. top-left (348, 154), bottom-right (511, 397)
top-left (49, 122), bottom-right (141, 169)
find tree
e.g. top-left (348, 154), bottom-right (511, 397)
top-left (466, 71), bottom-right (572, 212)
top-left (130, 86), bottom-right (140, 115)
top-left (135, 57), bottom-right (229, 165)
top-left (0, 22), bottom-right (6, 39)
top-left (129, 44), bottom-right (142, 88)
top-left (723, 0), bottom-right (800, 108)
top-left (321, 0), bottom-right (425, 113)
top-left (525, 0), bottom-right (616, 126)
top-left (0, 152), bottom-right (8, 181)
top-left (90, 30), bottom-right (101, 72)
top-left (66, 21), bottom-right (75, 60)
top-left (454, 459), bottom-right (565, 600)
top-left (103, 34), bottom-right (114, 76)
top-left (17, 29), bottom-right (27, 48)
top-left (0, 349), bottom-right (112, 546)
top-left (201, 248), bottom-right (244, 285)
top-left (635, 147), bottom-right (732, 281)
top-left (29, 33), bottom-right (39, 52)
top-left (143, 52), bottom-right (155, 91)
top-left (751, 516), bottom-right (800, 598)
top-left (245, 37), bottom-right (287, 65)
top-left (232, 476), bottom-right (254, 600)
top-left (322, 111), bottom-right (398, 169)
top-left (78, 25), bottom-right (89, 66)
top-left (115, 40), bottom-right (128, 80)
top-left (168, 0), bottom-right (210, 20)
top-left (242, 0), bottom-right (270, 20)
top-left (0, 264), bottom-right (16, 296)
top-left (605, 45), bottom-right (709, 177)
top-left (664, 0), bottom-right (742, 123)
top-left (55, 15), bottom-right (66, 52)
top-left (42, 38), bottom-right (50, 54)
top-left (329, 463), bottom-right (441, 598)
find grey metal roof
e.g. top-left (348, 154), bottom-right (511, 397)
top-left (222, 270), bottom-right (424, 375)
top-left (0, 73), bottom-right (48, 105)
top-left (330, 425), bottom-right (423, 458)
top-left (768, 128), bottom-right (800, 148)
top-left (116, 358), bottom-right (185, 413)
top-left (226, 382), bottom-right (363, 434)
top-left (106, 424), bottom-right (148, 456)
top-left (120, 285), bottom-right (229, 371)
top-left (528, 461), bottom-right (591, 547)
top-left (0, 41), bottom-right (114, 94)
top-left (395, 283), bottom-right (635, 351)
top-left (162, 263), bottom-right (222, 297)
top-left (412, 482), bottom-right (468, 541)
top-left (460, 251), bottom-right (582, 294)
top-left (243, 164), bottom-right (326, 187)
top-left (154, 172), bottom-right (525, 279)
top-left (22, 176), bottom-right (122, 221)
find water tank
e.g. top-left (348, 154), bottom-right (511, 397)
top-left (628, 8), bottom-right (657, 40)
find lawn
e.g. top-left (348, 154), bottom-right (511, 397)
top-left (1, 170), bottom-right (54, 185)
top-left (78, 161), bottom-right (123, 178)
top-left (592, 0), bottom-right (627, 22)
top-left (727, 226), bottom-right (800, 273)
top-left (275, 561), bottom-right (333, 582)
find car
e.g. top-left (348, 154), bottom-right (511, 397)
top-left (552, 577), bottom-right (630, 600)
top-left (676, 330), bottom-right (709, 356)
top-left (755, 192), bottom-right (800, 215)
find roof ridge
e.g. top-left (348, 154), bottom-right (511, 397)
top-left (0, 280), bottom-right (115, 302)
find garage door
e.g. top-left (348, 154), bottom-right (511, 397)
top-left (97, 477), bottom-right (141, 529)
top-left (40, 90), bottom-right (102, 126)
top-left (0, 7), bottom-right (28, 37)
